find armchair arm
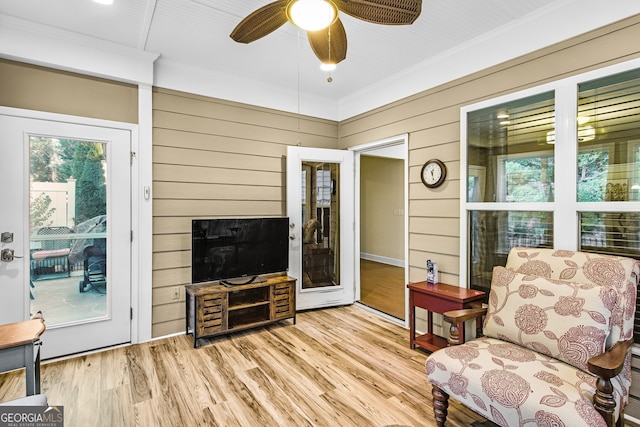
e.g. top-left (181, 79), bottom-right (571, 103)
top-left (587, 339), bottom-right (633, 379)
top-left (443, 307), bottom-right (487, 324)
top-left (443, 307), bottom-right (487, 346)
top-left (587, 339), bottom-right (634, 427)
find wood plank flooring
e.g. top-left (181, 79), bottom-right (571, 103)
top-left (360, 259), bottom-right (405, 320)
top-left (0, 305), bottom-right (486, 427)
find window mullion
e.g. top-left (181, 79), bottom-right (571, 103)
top-left (554, 84), bottom-right (579, 250)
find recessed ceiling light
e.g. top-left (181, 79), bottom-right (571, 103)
top-left (93, 0), bottom-right (114, 5)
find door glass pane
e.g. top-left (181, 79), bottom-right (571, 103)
top-left (301, 161), bottom-right (340, 289)
top-left (577, 69), bottom-right (640, 202)
top-left (29, 137), bottom-right (108, 326)
top-left (467, 91), bottom-right (555, 202)
top-left (469, 210), bottom-right (553, 295)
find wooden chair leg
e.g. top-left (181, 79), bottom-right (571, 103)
top-left (432, 385), bottom-right (449, 427)
top-left (593, 377), bottom-right (615, 427)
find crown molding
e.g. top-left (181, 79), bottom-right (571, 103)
top-left (0, 14), bottom-right (159, 85)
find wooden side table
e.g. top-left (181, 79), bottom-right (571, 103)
top-left (0, 319), bottom-right (46, 395)
top-left (408, 282), bottom-right (485, 352)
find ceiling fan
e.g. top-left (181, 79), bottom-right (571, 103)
top-left (230, 0), bottom-right (422, 65)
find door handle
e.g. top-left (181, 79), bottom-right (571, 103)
top-left (1, 249), bottom-right (23, 262)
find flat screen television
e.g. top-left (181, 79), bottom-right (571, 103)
top-left (192, 217), bottom-right (289, 285)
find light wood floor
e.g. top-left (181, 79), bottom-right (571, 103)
top-left (360, 259), bottom-right (405, 320)
top-left (0, 305), bottom-right (486, 427)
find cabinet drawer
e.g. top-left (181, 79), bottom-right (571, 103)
top-left (202, 293), bottom-right (223, 306)
top-left (272, 282), bottom-right (294, 319)
top-left (197, 294), bottom-right (224, 335)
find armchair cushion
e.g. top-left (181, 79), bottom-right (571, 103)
top-left (426, 337), bottom-right (611, 427)
top-left (483, 266), bottom-right (613, 372)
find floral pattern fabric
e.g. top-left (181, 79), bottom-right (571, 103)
top-left (426, 337), bottom-right (611, 427)
top-left (483, 266), bottom-right (612, 372)
top-left (426, 248), bottom-right (640, 426)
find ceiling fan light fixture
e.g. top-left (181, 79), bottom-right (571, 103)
top-left (320, 63), bottom-right (336, 71)
top-left (286, 0), bottom-right (338, 31)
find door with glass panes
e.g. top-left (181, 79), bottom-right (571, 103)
top-left (287, 146), bottom-right (355, 310)
top-left (0, 112), bottom-right (131, 359)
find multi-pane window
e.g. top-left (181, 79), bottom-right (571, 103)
top-left (465, 92), bottom-right (555, 294)
top-left (463, 63), bottom-right (640, 340)
top-left (577, 69), bottom-right (640, 258)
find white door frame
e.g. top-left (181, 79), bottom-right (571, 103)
top-left (350, 134), bottom-right (409, 326)
top-left (0, 106), bottom-right (144, 346)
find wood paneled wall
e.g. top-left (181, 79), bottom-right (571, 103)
top-left (151, 88), bottom-right (338, 337)
top-left (0, 59), bottom-right (138, 123)
top-left (338, 14), bottom-right (640, 287)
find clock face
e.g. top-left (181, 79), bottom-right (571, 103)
top-left (421, 159), bottom-right (446, 188)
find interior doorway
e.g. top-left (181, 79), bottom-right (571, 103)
top-left (352, 135), bottom-right (408, 323)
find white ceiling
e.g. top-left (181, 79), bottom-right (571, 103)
top-left (1, 0), bottom-right (640, 120)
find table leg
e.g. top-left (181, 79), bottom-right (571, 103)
top-left (409, 290), bottom-right (415, 349)
top-left (24, 345), bottom-right (35, 396)
top-left (34, 342), bottom-right (41, 394)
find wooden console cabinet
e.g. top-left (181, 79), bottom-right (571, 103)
top-left (186, 275), bottom-right (296, 347)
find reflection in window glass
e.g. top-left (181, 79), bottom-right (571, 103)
top-left (469, 211), bottom-right (553, 295)
top-left (316, 169), bottom-right (332, 206)
top-left (467, 91), bottom-right (555, 203)
top-left (577, 69), bottom-right (640, 202)
top-left (301, 162), bottom-right (339, 289)
top-left (498, 152), bottom-right (554, 202)
top-left (580, 212), bottom-right (640, 257)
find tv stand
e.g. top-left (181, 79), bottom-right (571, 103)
top-left (185, 275), bottom-right (296, 347)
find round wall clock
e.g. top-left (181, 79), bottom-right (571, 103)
top-left (421, 159), bottom-right (447, 188)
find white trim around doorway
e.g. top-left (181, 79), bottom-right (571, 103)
top-left (349, 134), bottom-right (409, 327)
top-left (0, 105), bottom-right (150, 346)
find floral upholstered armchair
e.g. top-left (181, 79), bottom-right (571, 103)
top-left (426, 248), bottom-right (640, 427)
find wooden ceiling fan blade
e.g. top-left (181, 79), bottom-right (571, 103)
top-left (230, 0), bottom-right (289, 44)
top-left (308, 18), bottom-right (347, 65)
top-left (335, 0), bottom-right (421, 25)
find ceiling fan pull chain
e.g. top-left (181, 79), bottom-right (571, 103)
top-left (327, 26), bottom-right (333, 83)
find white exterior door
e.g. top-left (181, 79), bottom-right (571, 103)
top-left (0, 112), bottom-right (132, 359)
top-left (287, 146), bottom-right (355, 310)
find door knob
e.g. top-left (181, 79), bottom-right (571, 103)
top-left (1, 249), bottom-right (23, 262)
top-left (289, 234), bottom-right (296, 240)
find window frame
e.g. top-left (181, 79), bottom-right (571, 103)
top-left (460, 57), bottom-right (640, 296)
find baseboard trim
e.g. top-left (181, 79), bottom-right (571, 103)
top-left (355, 302), bottom-right (405, 327)
top-left (360, 253), bottom-right (405, 268)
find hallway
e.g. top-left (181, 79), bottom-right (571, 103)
top-left (359, 259), bottom-right (405, 320)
